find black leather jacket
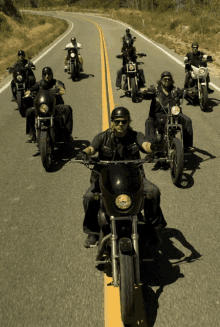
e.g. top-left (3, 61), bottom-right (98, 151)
top-left (29, 79), bottom-right (65, 105)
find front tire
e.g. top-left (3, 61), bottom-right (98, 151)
top-left (119, 250), bottom-right (135, 325)
top-left (199, 85), bottom-right (208, 111)
top-left (17, 91), bottom-right (25, 117)
top-left (131, 77), bottom-right (137, 103)
top-left (71, 62), bottom-right (75, 81)
top-left (170, 138), bottom-right (184, 186)
top-left (40, 130), bottom-right (53, 172)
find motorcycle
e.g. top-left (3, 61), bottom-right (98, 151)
top-left (73, 157), bottom-right (158, 325)
top-left (31, 86), bottom-right (67, 171)
top-left (7, 64), bottom-right (36, 117)
top-left (146, 89), bottom-right (185, 186)
top-left (184, 55), bottom-right (213, 111)
top-left (64, 47), bottom-right (81, 81)
top-left (116, 52), bottom-right (146, 103)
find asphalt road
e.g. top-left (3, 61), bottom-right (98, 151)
top-left (0, 11), bottom-right (220, 327)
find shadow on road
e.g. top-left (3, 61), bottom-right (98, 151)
top-left (37, 138), bottom-right (90, 173)
top-left (132, 227), bottom-right (202, 327)
top-left (68, 72), bottom-right (95, 81)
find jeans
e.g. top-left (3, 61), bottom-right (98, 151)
top-left (26, 104), bottom-right (73, 136)
top-left (82, 177), bottom-right (167, 238)
top-left (145, 114), bottom-right (193, 148)
top-left (116, 67), bottom-right (145, 88)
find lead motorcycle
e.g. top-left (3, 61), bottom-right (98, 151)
top-left (7, 64), bottom-right (36, 117)
top-left (74, 157), bottom-right (158, 325)
top-left (116, 51), bottom-right (147, 103)
top-left (28, 86), bottom-right (68, 171)
top-left (184, 55), bottom-right (213, 111)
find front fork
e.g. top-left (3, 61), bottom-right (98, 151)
top-left (36, 116), bottom-right (55, 144)
top-left (110, 215), bottom-right (140, 287)
top-left (198, 78), bottom-right (207, 99)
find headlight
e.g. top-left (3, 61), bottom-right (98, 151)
top-left (17, 75), bottom-right (23, 82)
top-left (129, 64), bottom-right (135, 71)
top-left (198, 68), bottom-right (206, 75)
top-left (70, 53), bottom-right (75, 58)
top-left (171, 106), bottom-right (180, 115)
top-left (115, 194), bottom-right (132, 210)
top-left (39, 104), bottom-right (49, 114)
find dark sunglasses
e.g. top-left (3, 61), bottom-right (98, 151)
top-left (192, 47), bottom-right (198, 49)
top-left (163, 78), bottom-right (172, 82)
top-left (43, 73), bottom-right (52, 76)
top-left (114, 119), bottom-right (128, 125)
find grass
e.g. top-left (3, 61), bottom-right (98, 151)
top-left (0, 12), bottom-right (68, 80)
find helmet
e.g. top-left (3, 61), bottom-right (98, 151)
top-left (191, 42), bottom-right (199, 48)
top-left (42, 67), bottom-right (53, 78)
top-left (126, 28), bottom-right (130, 33)
top-left (18, 50), bottom-right (25, 57)
top-left (161, 71), bottom-right (172, 79)
top-left (71, 37), bottom-right (76, 43)
top-left (111, 107), bottom-right (130, 120)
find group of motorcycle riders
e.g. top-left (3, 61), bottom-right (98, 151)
top-left (8, 29), bottom-right (214, 250)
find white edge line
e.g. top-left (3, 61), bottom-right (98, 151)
top-left (0, 14), bottom-right (74, 94)
top-left (70, 11), bottom-right (220, 92)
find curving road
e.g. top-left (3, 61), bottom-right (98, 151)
top-left (0, 11), bottom-right (220, 327)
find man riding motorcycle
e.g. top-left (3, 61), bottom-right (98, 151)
top-left (116, 38), bottom-right (145, 89)
top-left (184, 42), bottom-right (214, 93)
top-left (63, 37), bottom-right (83, 72)
top-left (10, 50), bottom-right (36, 102)
top-left (145, 71), bottom-right (194, 153)
top-left (75, 107), bottom-right (167, 248)
top-left (25, 67), bottom-right (73, 143)
top-left (121, 28), bottom-right (135, 43)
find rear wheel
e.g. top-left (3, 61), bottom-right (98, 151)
top-left (131, 77), bottom-right (137, 103)
top-left (170, 138), bottom-right (184, 186)
top-left (119, 250), bottom-right (135, 325)
top-left (199, 85), bottom-right (208, 111)
top-left (40, 130), bottom-right (53, 172)
top-left (17, 91), bottom-right (25, 117)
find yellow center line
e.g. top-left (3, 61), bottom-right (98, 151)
top-left (76, 16), bottom-right (147, 327)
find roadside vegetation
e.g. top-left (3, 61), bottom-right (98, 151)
top-left (15, 0), bottom-right (220, 77)
top-left (0, 9), bottom-right (68, 81)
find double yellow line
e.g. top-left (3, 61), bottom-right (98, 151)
top-left (82, 17), bottom-right (115, 130)
top-left (79, 16), bottom-right (147, 327)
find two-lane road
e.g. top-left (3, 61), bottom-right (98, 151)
top-left (0, 11), bottom-right (220, 327)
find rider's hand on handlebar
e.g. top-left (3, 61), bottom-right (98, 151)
top-left (75, 151), bottom-right (89, 161)
top-left (150, 141), bottom-right (164, 152)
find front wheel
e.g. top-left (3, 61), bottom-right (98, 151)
top-left (170, 138), bottom-right (184, 186)
top-left (71, 62), bottom-right (75, 81)
top-left (131, 77), bottom-right (137, 103)
top-left (39, 130), bottom-right (53, 172)
top-left (119, 250), bottom-right (135, 325)
top-left (199, 85), bottom-right (208, 111)
top-left (17, 91), bottom-right (25, 117)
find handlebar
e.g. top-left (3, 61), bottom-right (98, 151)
top-left (72, 158), bottom-right (149, 165)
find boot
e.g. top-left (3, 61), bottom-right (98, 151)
top-left (26, 133), bottom-right (36, 143)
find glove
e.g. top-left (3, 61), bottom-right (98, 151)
top-left (150, 141), bottom-right (164, 152)
top-left (75, 151), bottom-right (88, 161)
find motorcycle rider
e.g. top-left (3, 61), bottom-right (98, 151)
top-left (145, 71), bottom-right (194, 153)
top-left (25, 67), bottom-right (73, 143)
top-left (116, 38), bottom-right (146, 89)
top-left (75, 107), bottom-right (167, 248)
top-left (121, 28), bottom-right (135, 43)
top-left (184, 42), bottom-right (214, 93)
top-left (63, 37), bottom-right (83, 72)
top-left (9, 50), bottom-right (36, 102)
